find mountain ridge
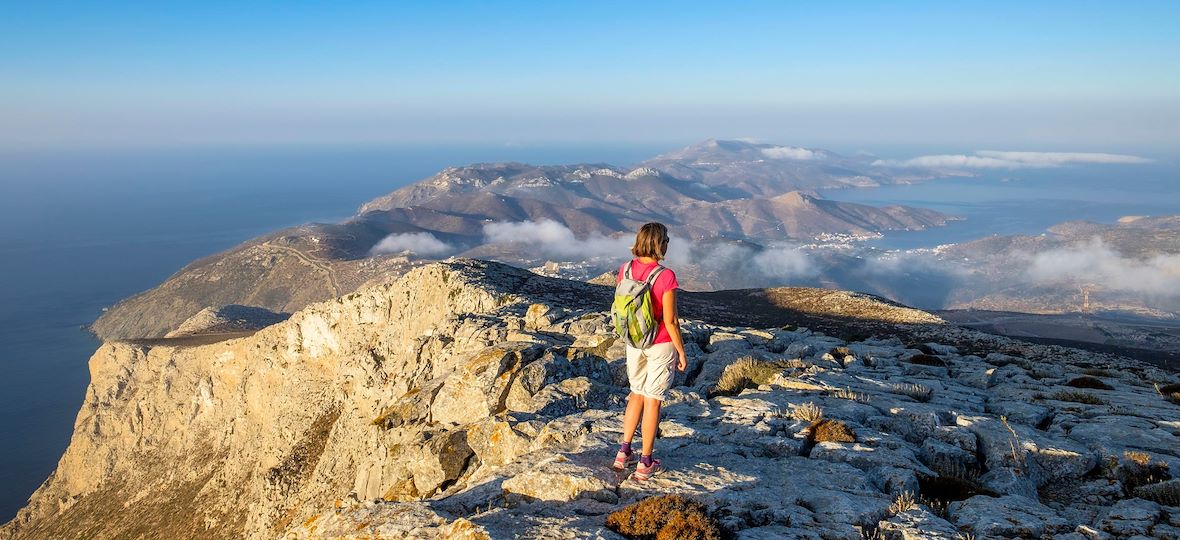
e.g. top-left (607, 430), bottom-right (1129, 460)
top-left (90, 140), bottom-right (961, 340)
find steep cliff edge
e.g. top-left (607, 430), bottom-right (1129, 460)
top-left (6, 260), bottom-right (1180, 539)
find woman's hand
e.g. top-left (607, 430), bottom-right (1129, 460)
top-left (676, 349), bottom-right (687, 371)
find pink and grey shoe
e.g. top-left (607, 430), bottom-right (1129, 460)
top-left (633, 458), bottom-right (663, 481)
top-left (612, 450), bottom-right (637, 470)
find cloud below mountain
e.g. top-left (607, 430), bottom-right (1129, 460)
top-left (760, 146), bottom-right (821, 160)
top-left (482, 219), bottom-right (818, 280)
top-left (482, 220), bottom-right (631, 258)
top-left (1026, 238), bottom-right (1180, 296)
top-left (370, 232), bottom-right (456, 257)
top-left (873, 150), bottom-right (1151, 169)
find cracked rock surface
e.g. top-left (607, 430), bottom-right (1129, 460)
top-left (3, 259), bottom-right (1179, 540)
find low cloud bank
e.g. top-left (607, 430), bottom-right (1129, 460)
top-left (369, 232), bottom-right (456, 256)
top-left (874, 150), bottom-right (1150, 169)
top-left (483, 219), bottom-right (818, 280)
top-left (1026, 238), bottom-right (1180, 296)
top-left (483, 220), bottom-right (631, 258)
top-left (760, 146), bottom-right (821, 160)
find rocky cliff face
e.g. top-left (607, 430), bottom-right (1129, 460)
top-left (6, 260), bottom-right (1180, 539)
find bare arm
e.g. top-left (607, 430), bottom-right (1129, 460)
top-left (662, 289), bottom-right (687, 371)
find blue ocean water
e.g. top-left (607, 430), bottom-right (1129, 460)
top-left (0, 143), bottom-right (663, 522)
top-left (818, 162), bottom-right (1180, 249)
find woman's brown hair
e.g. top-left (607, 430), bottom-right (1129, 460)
top-left (631, 222), bottom-right (670, 261)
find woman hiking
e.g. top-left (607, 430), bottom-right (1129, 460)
top-left (611, 222), bottom-right (687, 480)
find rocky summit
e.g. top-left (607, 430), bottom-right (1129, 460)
top-left (5, 260), bottom-right (1180, 539)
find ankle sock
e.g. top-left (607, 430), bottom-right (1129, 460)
top-left (619, 442), bottom-right (632, 455)
top-left (640, 454), bottom-right (653, 467)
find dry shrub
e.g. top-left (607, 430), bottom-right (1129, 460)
top-left (829, 387), bottom-right (869, 403)
top-left (1118, 450), bottom-right (1171, 492)
top-left (1157, 383), bottom-right (1180, 405)
top-left (907, 353), bottom-right (947, 367)
top-left (890, 382), bottom-right (933, 402)
top-left (710, 357), bottom-right (791, 397)
top-left (1049, 390), bottom-right (1105, 405)
top-left (809, 418), bottom-right (856, 443)
top-left (1134, 478), bottom-right (1180, 506)
top-left (791, 402), bottom-right (824, 423)
top-left (888, 491), bottom-right (917, 514)
top-left (605, 495), bottom-right (723, 540)
top-left (1065, 376), bottom-right (1113, 390)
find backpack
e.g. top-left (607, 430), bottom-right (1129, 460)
top-left (612, 261), bottom-right (666, 348)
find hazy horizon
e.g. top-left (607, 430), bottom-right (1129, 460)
top-left (4, 2), bottom-right (1179, 151)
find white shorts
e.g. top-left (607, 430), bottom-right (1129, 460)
top-left (625, 342), bottom-right (677, 401)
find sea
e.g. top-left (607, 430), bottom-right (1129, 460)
top-left (0, 144), bottom-right (1176, 521)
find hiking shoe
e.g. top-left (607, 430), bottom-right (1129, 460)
top-left (633, 458), bottom-right (663, 481)
top-left (612, 450), bottom-right (637, 470)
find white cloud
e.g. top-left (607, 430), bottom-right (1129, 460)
top-left (1026, 238), bottom-right (1180, 296)
top-left (369, 232), bottom-right (456, 256)
top-left (750, 245), bottom-right (817, 278)
top-left (873, 150), bottom-right (1150, 169)
top-left (482, 219), bottom-right (631, 258)
top-left (483, 219), bottom-right (817, 280)
top-left (760, 146), bottom-right (820, 160)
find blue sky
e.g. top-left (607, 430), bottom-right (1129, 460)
top-left (3, 1), bottom-right (1178, 149)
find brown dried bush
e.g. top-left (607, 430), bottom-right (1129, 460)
top-left (907, 353), bottom-right (947, 367)
top-left (808, 418), bottom-right (857, 443)
top-left (1065, 376), bottom-right (1113, 390)
top-left (1157, 383), bottom-right (1180, 405)
top-left (605, 495), bottom-right (723, 540)
top-left (1117, 450), bottom-right (1171, 492)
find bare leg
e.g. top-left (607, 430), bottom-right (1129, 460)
top-left (621, 393), bottom-right (645, 445)
top-left (641, 396), bottom-right (662, 456)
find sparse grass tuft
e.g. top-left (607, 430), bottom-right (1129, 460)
top-left (888, 491), bottom-right (917, 514)
top-left (791, 402), bottom-right (824, 423)
top-left (889, 382), bottom-right (933, 402)
top-left (906, 353), bottom-right (947, 367)
top-left (605, 495), bottom-right (723, 540)
top-left (1049, 390), bottom-right (1105, 405)
top-left (1065, 376), bottom-right (1113, 390)
top-left (828, 386), bottom-right (869, 403)
top-left (709, 357), bottom-right (791, 398)
top-left (1134, 478), bottom-right (1180, 506)
top-left (808, 418), bottom-right (857, 443)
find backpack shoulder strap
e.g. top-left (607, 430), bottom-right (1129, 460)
top-left (623, 261), bottom-right (633, 280)
top-left (644, 265), bottom-right (665, 286)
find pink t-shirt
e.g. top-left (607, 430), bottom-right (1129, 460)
top-left (617, 259), bottom-right (680, 344)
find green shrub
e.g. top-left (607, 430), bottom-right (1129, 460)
top-left (710, 357), bottom-right (790, 397)
top-left (606, 495), bottom-right (723, 540)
